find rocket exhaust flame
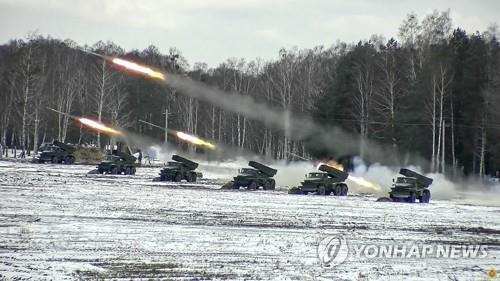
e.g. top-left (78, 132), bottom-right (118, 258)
top-left (138, 119), bottom-right (216, 150)
top-left (47, 107), bottom-right (122, 136)
top-left (347, 175), bottom-right (382, 193)
top-left (111, 58), bottom-right (165, 80)
top-left (317, 161), bottom-right (343, 171)
top-left (320, 161), bottom-right (382, 193)
top-left (78, 118), bottom-right (122, 135)
top-left (176, 132), bottom-right (216, 150)
top-left (80, 48), bottom-right (165, 80)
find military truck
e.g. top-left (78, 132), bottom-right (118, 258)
top-left (229, 161), bottom-right (277, 190)
top-left (155, 155), bottom-right (202, 182)
top-left (34, 141), bottom-right (76, 164)
top-left (389, 168), bottom-right (432, 203)
top-left (288, 164), bottom-right (349, 196)
top-left (94, 150), bottom-right (139, 175)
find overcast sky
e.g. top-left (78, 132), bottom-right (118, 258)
top-left (0, 0), bottom-right (498, 67)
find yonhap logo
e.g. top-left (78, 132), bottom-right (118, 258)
top-left (317, 235), bottom-right (349, 267)
top-left (316, 235), bottom-right (489, 268)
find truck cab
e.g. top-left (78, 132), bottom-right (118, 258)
top-left (231, 161), bottom-right (277, 190)
top-left (389, 169), bottom-right (432, 203)
top-left (157, 155), bottom-right (202, 182)
top-left (289, 165), bottom-right (348, 196)
top-left (95, 151), bottom-right (138, 175)
top-left (34, 141), bottom-right (76, 164)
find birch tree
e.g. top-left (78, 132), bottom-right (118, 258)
top-left (17, 38), bottom-right (41, 157)
top-left (374, 39), bottom-right (403, 148)
top-left (352, 43), bottom-right (377, 158)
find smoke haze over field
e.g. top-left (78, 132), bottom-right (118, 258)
top-left (121, 130), bottom-right (500, 206)
top-left (96, 52), bottom-right (500, 207)
top-left (167, 74), bottom-right (428, 167)
top-left (166, 73), bottom-right (500, 206)
top-left (352, 161), bottom-right (500, 206)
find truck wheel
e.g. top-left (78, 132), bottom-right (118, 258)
top-left (264, 181), bottom-right (271, 190)
top-left (174, 173), bottom-right (182, 182)
top-left (191, 173), bottom-right (197, 182)
top-left (51, 156), bottom-right (58, 164)
top-left (131, 167), bottom-right (136, 175)
top-left (342, 185), bottom-right (348, 196)
top-left (332, 185), bottom-right (340, 196)
top-left (111, 167), bottom-right (119, 175)
top-left (269, 179), bottom-right (276, 190)
top-left (65, 156), bottom-right (75, 164)
top-left (421, 190), bottom-right (431, 203)
top-left (406, 193), bottom-right (416, 203)
top-left (317, 186), bottom-right (326, 195)
top-left (248, 181), bottom-right (258, 190)
top-left (125, 167), bottom-right (131, 175)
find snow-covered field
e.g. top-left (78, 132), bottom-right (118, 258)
top-left (0, 160), bottom-right (498, 280)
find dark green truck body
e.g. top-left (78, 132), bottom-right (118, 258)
top-left (289, 164), bottom-right (349, 196)
top-left (156, 155), bottom-right (202, 182)
top-left (231, 161), bottom-right (277, 190)
top-left (34, 141), bottom-right (76, 164)
top-left (389, 168), bottom-right (433, 203)
top-left (95, 150), bottom-right (139, 175)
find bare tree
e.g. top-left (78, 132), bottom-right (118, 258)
top-left (374, 39), bottom-right (403, 149)
top-left (56, 50), bottom-right (83, 142)
top-left (108, 77), bottom-right (131, 130)
top-left (419, 10), bottom-right (453, 46)
top-left (352, 44), bottom-right (376, 159)
top-left (398, 12), bottom-right (421, 81)
top-left (17, 38), bottom-right (42, 157)
top-left (266, 48), bottom-right (298, 159)
top-left (1, 67), bottom-right (17, 154)
top-left (89, 41), bottom-right (123, 147)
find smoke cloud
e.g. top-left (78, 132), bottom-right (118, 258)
top-left (167, 74), bottom-right (428, 167)
top-left (351, 159), bottom-right (500, 206)
top-left (147, 73), bottom-right (500, 206)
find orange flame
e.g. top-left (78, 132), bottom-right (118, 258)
top-left (317, 160), bottom-right (344, 171)
top-left (176, 132), bottom-right (216, 149)
top-left (79, 118), bottom-right (122, 135)
top-left (347, 175), bottom-right (381, 192)
top-left (111, 58), bottom-right (165, 80)
top-left (319, 160), bottom-right (381, 192)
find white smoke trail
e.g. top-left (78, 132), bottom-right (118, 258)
top-left (350, 158), bottom-right (500, 206)
top-left (166, 75), bottom-right (422, 166)
top-left (145, 74), bottom-right (500, 206)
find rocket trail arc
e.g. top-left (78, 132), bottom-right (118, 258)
top-left (47, 107), bottom-right (122, 136)
top-left (80, 49), bottom-right (108, 59)
top-left (112, 58), bottom-right (165, 80)
top-left (139, 120), bottom-right (216, 150)
top-left (47, 107), bottom-right (79, 119)
top-left (77, 47), bottom-right (404, 165)
top-left (80, 49), bottom-right (166, 80)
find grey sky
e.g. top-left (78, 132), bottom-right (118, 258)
top-left (0, 0), bottom-right (498, 67)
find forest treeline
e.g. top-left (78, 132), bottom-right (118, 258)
top-left (0, 10), bottom-right (499, 177)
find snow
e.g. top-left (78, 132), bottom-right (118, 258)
top-left (0, 160), bottom-right (499, 280)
